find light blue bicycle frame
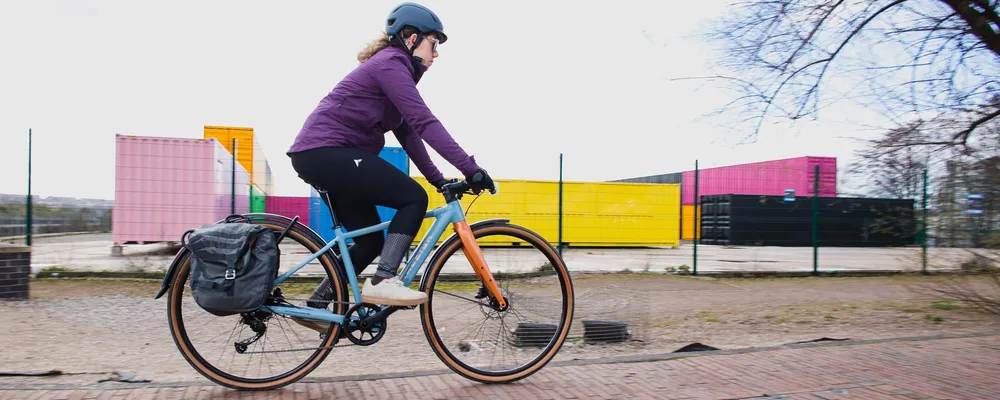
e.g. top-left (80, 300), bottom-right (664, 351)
top-left (260, 200), bottom-right (467, 325)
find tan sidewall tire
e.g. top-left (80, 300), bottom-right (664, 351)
top-left (166, 224), bottom-right (347, 390)
top-left (419, 224), bottom-right (575, 383)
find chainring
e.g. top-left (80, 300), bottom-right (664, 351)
top-left (344, 303), bottom-right (386, 346)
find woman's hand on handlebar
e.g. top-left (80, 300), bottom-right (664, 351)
top-left (466, 168), bottom-right (496, 194)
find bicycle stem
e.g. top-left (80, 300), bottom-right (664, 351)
top-left (452, 220), bottom-right (507, 310)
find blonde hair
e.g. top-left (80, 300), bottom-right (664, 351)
top-left (356, 27), bottom-right (421, 63)
top-left (357, 33), bottom-right (392, 63)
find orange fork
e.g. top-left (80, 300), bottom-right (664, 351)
top-left (452, 220), bottom-right (507, 309)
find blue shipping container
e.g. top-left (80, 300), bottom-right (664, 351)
top-left (309, 147), bottom-right (410, 243)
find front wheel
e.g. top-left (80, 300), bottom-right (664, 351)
top-left (419, 223), bottom-right (574, 383)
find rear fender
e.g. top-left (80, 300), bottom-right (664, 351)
top-left (154, 247), bottom-right (189, 299)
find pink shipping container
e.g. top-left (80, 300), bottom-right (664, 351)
top-left (264, 196), bottom-right (310, 227)
top-left (113, 134), bottom-right (251, 246)
top-left (681, 156), bottom-right (837, 205)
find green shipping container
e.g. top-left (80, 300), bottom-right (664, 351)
top-left (250, 184), bottom-right (266, 213)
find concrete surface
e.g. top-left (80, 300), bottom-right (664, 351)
top-left (24, 233), bottom-right (997, 276)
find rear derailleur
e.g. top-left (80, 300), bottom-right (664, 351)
top-left (234, 308), bottom-right (272, 354)
top-left (233, 287), bottom-right (288, 354)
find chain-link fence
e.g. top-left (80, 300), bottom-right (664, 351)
top-left (7, 128), bottom-right (998, 276)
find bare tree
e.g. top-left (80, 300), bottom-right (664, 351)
top-left (848, 121), bottom-right (933, 198)
top-left (697, 0), bottom-right (1000, 147)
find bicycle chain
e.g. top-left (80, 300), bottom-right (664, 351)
top-left (236, 296), bottom-right (365, 355)
top-left (271, 296), bottom-right (355, 306)
top-left (238, 342), bottom-right (354, 354)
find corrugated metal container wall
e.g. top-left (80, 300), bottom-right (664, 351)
top-left (682, 205), bottom-right (700, 240)
top-left (410, 177), bottom-right (560, 246)
top-left (203, 125), bottom-right (270, 190)
top-left (211, 138), bottom-right (251, 222)
top-left (561, 181), bottom-right (679, 247)
top-left (376, 147), bottom-right (409, 223)
top-left (309, 147), bottom-right (409, 242)
top-left (699, 194), bottom-right (916, 247)
top-left (113, 134), bottom-right (250, 246)
top-left (263, 161), bottom-right (274, 195)
top-left (681, 156), bottom-right (837, 205)
top-left (411, 178), bottom-right (681, 247)
top-left (249, 184), bottom-right (266, 213)
top-left (252, 137), bottom-right (267, 193)
top-left (264, 196), bottom-right (310, 226)
top-left (610, 172), bottom-right (683, 184)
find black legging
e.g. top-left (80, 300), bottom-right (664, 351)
top-left (289, 146), bottom-right (429, 276)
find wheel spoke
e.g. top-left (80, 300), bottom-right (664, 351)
top-left (166, 217), bottom-right (349, 390)
top-left (422, 225), bottom-right (574, 383)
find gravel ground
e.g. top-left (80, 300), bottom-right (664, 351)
top-left (1, 274), bottom-right (999, 388)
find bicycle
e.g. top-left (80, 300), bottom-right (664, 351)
top-left (154, 178), bottom-right (575, 391)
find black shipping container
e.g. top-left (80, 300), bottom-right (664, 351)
top-left (698, 194), bottom-right (916, 247)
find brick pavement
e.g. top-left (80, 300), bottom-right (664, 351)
top-left (1, 333), bottom-right (998, 399)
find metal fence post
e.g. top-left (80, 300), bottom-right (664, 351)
top-left (693, 160), bottom-right (699, 276)
top-left (812, 164), bottom-right (819, 276)
top-left (922, 168), bottom-right (929, 275)
top-left (231, 138), bottom-right (237, 215)
top-left (558, 153), bottom-right (564, 257)
top-left (26, 128), bottom-right (32, 246)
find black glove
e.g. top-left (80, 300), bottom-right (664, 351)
top-left (466, 168), bottom-right (495, 194)
top-left (431, 177), bottom-right (457, 191)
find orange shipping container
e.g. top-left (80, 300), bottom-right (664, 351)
top-left (203, 125), bottom-right (270, 192)
top-left (681, 205), bottom-right (700, 240)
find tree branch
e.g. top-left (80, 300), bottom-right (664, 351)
top-left (791, 0), bottom-right (912, 119)
top-left (945, 0), bottom-right (1000, 57)
top-left (954, 107), bottom-right (1000, 145)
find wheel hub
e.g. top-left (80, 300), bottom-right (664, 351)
top-left (344, 303), bottom-right (387, 346)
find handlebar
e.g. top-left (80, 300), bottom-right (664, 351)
top-left (437, 179), bottom-right (499, 201)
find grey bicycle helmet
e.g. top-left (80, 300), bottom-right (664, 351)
top-left (385, 2), bottom-right (448, 44)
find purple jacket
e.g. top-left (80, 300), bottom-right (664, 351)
top-left (286, 45), bottom-right (479, 184)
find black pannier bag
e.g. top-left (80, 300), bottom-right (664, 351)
top-left (181, 222), bottom-right (280, 316)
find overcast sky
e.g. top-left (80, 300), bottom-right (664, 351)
top-left (0, 1), bottom-right (887, 199)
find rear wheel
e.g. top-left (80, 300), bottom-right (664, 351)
top-left (166, 213), bottom-right (349, 390)
top-left (419, 223), bottom-right (574, 383)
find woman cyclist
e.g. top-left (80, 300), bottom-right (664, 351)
top-left (286, 2), bottom-right (495, 326)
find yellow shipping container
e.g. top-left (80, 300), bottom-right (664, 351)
top-left (410, 177), bottom-right (680, 248)
top-left (681, 205), bottom-right (701, 240)
top-left (410, 177), bottom-right (559, 247)
top-left (561, 181), bottom-right (679, 247)
top-left (204, 126), bottom-right (269, 191)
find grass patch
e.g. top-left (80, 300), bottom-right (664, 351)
top-left (925, 314), bottom-right (945, 323)
top-left (696, 311), bottom-right (725, 323)
top-left (930, 301), bottom-right (960, 310)
top-left (886, 303), bottom-right (923, 313)
top-left (651, 319), bottom-right (671, 327)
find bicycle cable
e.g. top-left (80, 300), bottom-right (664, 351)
top-left (465, 192), bottom-right (483, 215)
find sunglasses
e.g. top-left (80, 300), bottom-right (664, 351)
top-left (425, 36), bottom-right (440, 52)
